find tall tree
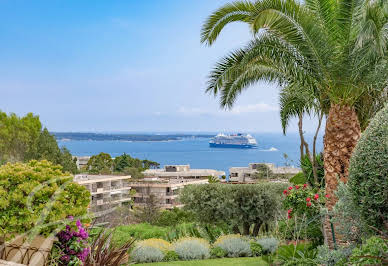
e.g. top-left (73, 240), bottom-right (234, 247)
top-left (201, 0), bottom-right (388, 247)
top-left (87, 152), bottom-right (113, 174)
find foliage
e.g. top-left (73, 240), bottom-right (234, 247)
top-left (163, 250), bottom-right (179, 262)
top-left (85, 227), bottom-right (135, 266)
top-left (180, 183), bottom-right (286, 235)
top-left (210, 246), bottom-right (227, 258)
top-left (112, 224), bottom-right (170, 245)
top-left (0, 160), bottom-right (90, 236)
top-left (53, 220), bottom-right (89, 266)
top-left (155, 208), bottom-right (195, 227)
top-left (133, 194), bottom-right (161, 224)
top-left (256, 237), bottom-right (279, 254)
top-left (315, 245), bottom-right (351, 266)
top-left (208, 175), bottom-right (220, 183)
top-left (300, 154), bottom-right (324, 188)
top-left (289, 173), bottom-right (306, 186)
top-left (332, 181), bottom-right (369, 245)
top-left (349, 236), bottom-right (388, 265)
top-left (0, 112), bottom-right (78, 173)
top-left (250, 242), bottom-right (262, 257)
top-left (113, 153), bottom-right (159, 173)
top-left (135, 238), bottom-right (171, 253)
top-left (277, 243), bottom-right (317, 264)
top-left (349, 104), bottom-right (388, 231)
top-left (131, 246), bottom-right (164, 263)
top-left (121, 167), bottom-right (144, 179)
top-left (86, 152), bottom-right (113, 174)
top-left (277, 217), bottom-right (323, 247)
top-left (251, 164), bottom-right (273, 179)
top-left (173, 237), bottom-right (210, 260)
top-left (282, 184), bottom-right (326, 219)
top-left (214, 234), bottom-right (251, 257)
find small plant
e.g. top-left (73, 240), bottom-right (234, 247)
top-left (53, 219), bottom-right (90, 266)
top-left (173, 237), bottom-right (210, 260)
top-left (277, 243), bottom-right (317, 262)
top-left (131, 246), bottom-right (164, 263)
top-left (256, 237), bottom-right (279, 254)
top-left (163, 250), bottom-right (179, 262)
top-left (210, 246), bottom-right (227, 258)
top-left (349, 236), bottom-right (388, 265)
top-left (315, 245), bottom-right (351, 266)
top-left (250, 242), bottom-right (263, 257)
top-left (214, 234), bottom-right (251, 257)
top-left (135, 238), bottom-right (171, 253)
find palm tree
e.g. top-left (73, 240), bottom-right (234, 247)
top-left (201, 0), bottom-right (388, 247)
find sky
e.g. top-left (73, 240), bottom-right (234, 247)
top-left (0, 0), bottom-right (322, 133)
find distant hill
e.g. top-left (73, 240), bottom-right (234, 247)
top-left (53, 132), bottom-right (213, 142)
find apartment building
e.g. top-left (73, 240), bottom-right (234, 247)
top-left (229, 163), bottom-right (301, 182)
top-left (129, 178), bottom-right (208, 209)
top-left (143, 164), bottom-right (225, 179)
top-left (74, 156), bottom-right (91, 170)
top-left (74, 174), bottom-right (132, 221)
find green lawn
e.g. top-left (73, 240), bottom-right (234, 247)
top-left (136, 257), bottom-right (268, 266)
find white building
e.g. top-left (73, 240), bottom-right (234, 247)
top-left (229, 163), bottom-right (301, 182)
top-left (143, 164), bottom-right (225, 179)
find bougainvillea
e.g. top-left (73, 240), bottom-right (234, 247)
top-left (282, 184), bottom-right (326, 219)
top-left (54, 219), bottom-right (90, 266)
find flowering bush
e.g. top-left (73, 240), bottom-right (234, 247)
top-left (213, 234), bottom-right (251, 257)
top-left (54, 219), bottom-right (90, 266)
top-left (173, 237), bottom-right (210, 260)
top-left (282, 184), bottom-right (326, 219)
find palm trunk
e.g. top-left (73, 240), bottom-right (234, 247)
top-left (298, 113), bottom-right (312, 161)
top-left (323, 104), bottom-right (361, 248)
top-left (312, 112), bottom-right (323, 186)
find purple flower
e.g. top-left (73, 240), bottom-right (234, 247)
top-left (60, 255), bottom-right (70, 262)
top-left (76, 220), bottom-right (82, 229)
top-left (67, 215), bottom-right (74, 221)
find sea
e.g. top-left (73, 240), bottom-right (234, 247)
top-left (58, 132), bottom-right (323, 175)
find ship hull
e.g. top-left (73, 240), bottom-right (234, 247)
top-left (209, 143), bottom-right (257, 149)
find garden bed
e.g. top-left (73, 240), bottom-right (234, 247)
top-left (136, 257), bottom-right (267, 266)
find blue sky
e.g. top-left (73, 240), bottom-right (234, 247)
top-left (0, 0), bottom-right (322, 133)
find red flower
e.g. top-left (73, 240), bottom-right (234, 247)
top-left (306, 202), bottom-right (312, 207)
top-left (314, 194), bottom-right (319, 200)
top-left (283, 189), bottom-right (288, 195)
top-left (325, 194), bottom-right (329, 198)
top-left (287, 214), bottom-right (292, 219)
top-left (303, 184), bottom-right (307, 188)
top-left (287, 209), bottom-right (292, 214)
top-left (288, 186), bottom-right (293, 190)
top-left (306, 197), bottom-right (311, 202)
top-left (295, 185), bottom-right (300, 189)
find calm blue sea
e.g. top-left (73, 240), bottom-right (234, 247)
top-left (58, 133), bottom-right (323, 174)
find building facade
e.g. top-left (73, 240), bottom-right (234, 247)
top-left (229, 163), bottom-right (301, 182)
top-left (74, 174), bottom-right (132, 224)
top-left (143, 164), bottom-right (225, 179)
top-left (129, 178), bottom-right (208, 209)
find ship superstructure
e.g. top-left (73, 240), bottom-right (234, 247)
top-left (209, 133), bottom-right (257, 148)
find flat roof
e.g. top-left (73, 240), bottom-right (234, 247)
top-left (74, 174), bottom-right (131, 184)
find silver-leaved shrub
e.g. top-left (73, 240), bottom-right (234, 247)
top-left (256, 237), bottom-right (279, 254)
top-left (173, 237), bottom-right (210, 260)
top-left (214, 234), bottom-right (251, 257)
top-left (131, 246), bottom-right (164, 263)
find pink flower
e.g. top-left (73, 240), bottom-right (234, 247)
top-left (307, 202), bottom-right (312, 207)
top-left (283, 189), bottom-right (288, 195)
top-left (303, 184), bottom-right (307, 188)
top-left (325, 194), bottom-right (329, 198)
top-left (288, 186), bottom-right (293, 190)
top-left (295, 185), bottom-right (300, 189)
top-left (287, 209), bottom-right (292, 214)
top-left (306, 197), bottom-right (311, 202)
top-left (314, 194), bottom-right (319, 200)
top-left (287, 214), bottom-right (292, 219)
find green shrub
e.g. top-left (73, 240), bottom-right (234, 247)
top-left (349, 236), bottom-right (388, 265)
top-left (180, 183), bottom-right (287, 236)
top-left (131, 246), bottom-right (164, 263)
top-left (300, 154), bottom-right (325, 188)
top-left (113, 223), bottom-right (169, 245)
top-left (349, 104), bottom-right (388, 230)
top-left (315, 245), bottom-right (351, 266)
top-left (256, 237), bottom-right (279, 254)
top-left (173, 237), bottom-right (210, 260)
top-left (156, 208), bottom-right (195, 227)
top-left (0, 160), bottom-right (90, 237)
top-left (210, 246), bottom-right (227, 258)
top-left (163, 250), bottom-right (179, 262)
top-left (213, 234), bottom-right (251, 257)
top-left (277, 243), bottom-right (317, 263)
top-left (250, 242), bottom-right (263, 257)
top-left (290, 172), bottom-right (306, 185)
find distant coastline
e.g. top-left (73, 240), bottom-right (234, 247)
top-left (53, 132), bottom-right (214, 142)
